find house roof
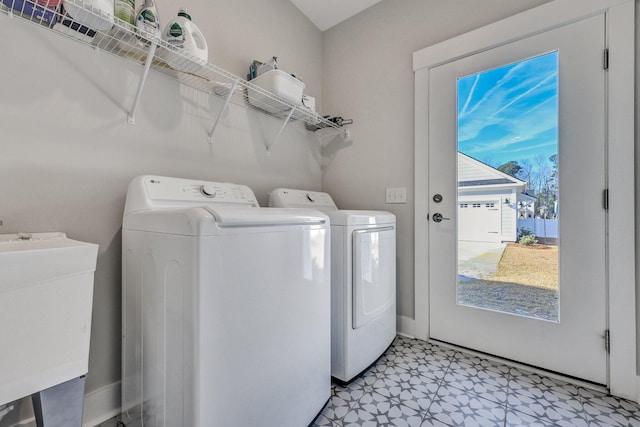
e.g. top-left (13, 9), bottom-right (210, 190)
top-left (459, 178), bottom-right (515, 187)
top-left (458, 153), bottom-right (526, 191)
top-left (517, 192), bottom-right (537, 202)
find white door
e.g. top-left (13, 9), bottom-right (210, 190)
top-left (428, 15), bottom-right (607, 383)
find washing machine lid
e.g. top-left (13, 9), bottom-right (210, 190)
top-left (123, 206), bottom-right (327, 235)
top-left (326, 210), bottom-right (395, 226)
top-left (204, 207), bottom-right (327, 228)
top-left (123, 177), bottom-right (328, 235)
top-left (270, 189), bottom-right (396, 226)
top-left (269, 188), bottom-right (337, 211)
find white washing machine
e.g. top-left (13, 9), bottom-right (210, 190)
top-left (121, 176), bottom-right (331, 427)
top-left (270, 189), bottom-right (396, 383)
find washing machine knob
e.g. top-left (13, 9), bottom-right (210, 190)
top-left (201, 185), bottom-right (217, 198)
top-left (306, 193), bottom-right (316, 202)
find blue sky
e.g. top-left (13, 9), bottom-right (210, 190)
top-left (457, 52), bottom-right (558, 167)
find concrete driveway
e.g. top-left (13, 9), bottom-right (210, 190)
top-left (458, 241), bottom-right (506, 280)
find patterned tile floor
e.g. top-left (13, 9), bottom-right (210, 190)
top-left (312, 336), bottom-right (640, 427)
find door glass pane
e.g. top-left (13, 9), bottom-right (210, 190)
top-left (456, 52), bottom-right (559, 322)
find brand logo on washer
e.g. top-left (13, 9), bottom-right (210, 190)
top-left (150, 179), bottom-right (160, 184)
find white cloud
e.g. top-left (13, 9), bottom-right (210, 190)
top-left (457, 53), bottom-right (558, 163)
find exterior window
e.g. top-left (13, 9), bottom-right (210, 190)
top-left (456, 51), bottom-right (559, 322)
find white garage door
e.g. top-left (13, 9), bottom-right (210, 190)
top-left (458, 200), bottom-right (500, 243)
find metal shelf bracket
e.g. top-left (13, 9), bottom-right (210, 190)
top-left (208, 78), bottom-right (240, 144)
top-left (265, 107), bottom-right (296, 153)
top-left (127, 40), bottom-right (158, 125)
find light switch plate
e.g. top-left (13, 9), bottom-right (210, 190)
top-left (386, 187), bottom-right (407, 204)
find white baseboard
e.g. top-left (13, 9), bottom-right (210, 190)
top-left (82, 381), bottom-right (120, 427)
top-left (396, 315), bottom-right (415, 338)
top-left (3, 381), bottom-right (120, 427)
top-left (8, 419), bottom-right (35, 427)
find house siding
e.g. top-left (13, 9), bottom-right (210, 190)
top-left (458, 156), bottom-right (503, 182)
top-left (501, 191), bottom-right (518, 242)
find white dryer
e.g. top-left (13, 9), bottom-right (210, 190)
top-left (270, 189), bottom-right (396, 383)
top-left (121, 176), bottom-right (331, 427)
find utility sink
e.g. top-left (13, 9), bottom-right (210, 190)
top-left (0, 232), bottom-right (98, 409)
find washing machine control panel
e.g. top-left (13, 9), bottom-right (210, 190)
top-left (142, 176), bottom-right (259, 207)
top-left (270, 188), bottom-right (337, 210)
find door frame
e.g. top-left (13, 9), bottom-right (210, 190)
top-left (413, 0), bottom-right (636, 400)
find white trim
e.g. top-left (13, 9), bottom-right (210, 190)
top-left (414, 66), bottom-right (429, 341)
top-left (396, 315), bottom-right (416, 338)
top-left (0, 382), bottom-right (120, 427)
top-left (605, 0), bottom-right (637, 401)
top-left (413, 0), bottom-right (635, 399)
top-left (82, 381), bottom-right (121, 427)
top-left (413, 0), bottom-right (630, 71)
top-left (8, 418), bottom-right (35, 427)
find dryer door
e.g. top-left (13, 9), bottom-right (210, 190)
top-left (352, 226), bottom-right (396, 329)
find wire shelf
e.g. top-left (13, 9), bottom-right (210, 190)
top-left (0, 0), bottom-right (346, 139)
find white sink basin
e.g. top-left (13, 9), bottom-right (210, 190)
top-left (0, 232), bottom-right (98, 406)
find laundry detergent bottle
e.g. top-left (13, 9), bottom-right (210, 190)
top-left (135, 0), bottom-right (161, 43)
top-left (163, 8), bottom-right (209, 64)
top-left (114, 0), bottom-right (134, 24)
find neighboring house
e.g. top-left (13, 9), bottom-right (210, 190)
top-left (517, 189), bottom-right (537, 219)
top-left (458, 153), bottom-right (531, 243)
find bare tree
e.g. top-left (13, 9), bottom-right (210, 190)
top-left (517, 158), bottom-right (535, 190)
top-left (534, 154), bottom-right (554, 218)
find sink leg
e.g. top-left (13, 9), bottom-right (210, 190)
top-left (31, 376), bottom-right (86, 427)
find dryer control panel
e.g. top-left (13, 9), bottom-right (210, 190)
top-left (124, 175), bottom-right (259, 215)
top-left (269, 188), bottom-right (337, 211)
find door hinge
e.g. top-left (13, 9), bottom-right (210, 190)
top-left (604, 49), bottom-right (609, 70)
top-left (603, 189), bottom-right (609, 211)
top-left (605, 329), bottom-right (610, 353)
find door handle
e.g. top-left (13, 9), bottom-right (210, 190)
top-left (432, 213), bottom-right (450, 223)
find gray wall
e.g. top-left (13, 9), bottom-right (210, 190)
top-left (0, 0), bottom-right (322, 423)
top-left (321, 0), bottom-right (553, 321)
